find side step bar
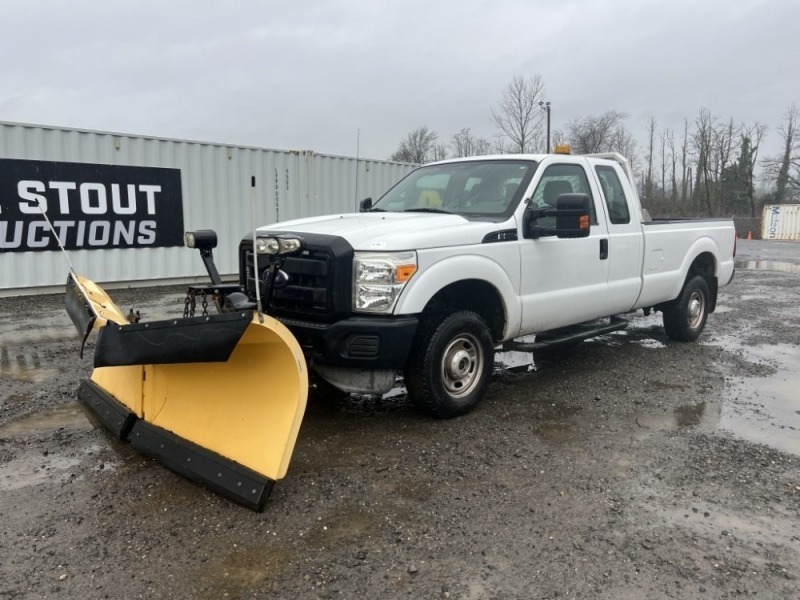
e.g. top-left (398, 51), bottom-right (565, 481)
top-left (503, 317), bottom-right (628, 352)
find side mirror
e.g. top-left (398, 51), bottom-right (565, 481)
top-left (359, 197), bottom-right (373, 212)
top-left (523, 193), bottom-right (591, 239)
top-left (554, 194), bottom-right (591, 239)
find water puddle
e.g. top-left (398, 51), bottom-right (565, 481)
top-left (0, 402), bottom-right (95, 440)
top-left (493, 317), bottom-right (800, 458)
top-left (0, 290), bottom-right (185, 384)
top-left (635, 401), bottom-right (720, 431)
top-left (0, 325), bottom-right (76, 346)
top-left (532, 406), bottom-right (583, 444)
top-left (0, 349), bottom-right (60, 382)
top-left (719, 343), bottom-right (800, 455)
top-left (204, 546), bottom-right (292, 590)
top-left (0, 323), bottom-right (77, 382)
top-left (735, 259), bottom-right (800, 274)
top-left (0, 404), bottom-right (105, 490)
top-left (0, 452), bottom-right (83, 491)
top-left (654, 503), bottom-right (799, 550)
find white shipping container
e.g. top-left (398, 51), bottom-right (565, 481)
top-left (761, 204), bottom-right (800, 241)
top-left (0, 122), bottom-right (415, 295)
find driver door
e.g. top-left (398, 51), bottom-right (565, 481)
top-left (517, 161), bottom-right (611, 333)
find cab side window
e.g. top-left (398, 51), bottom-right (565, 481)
top-left (531, 164), bottom-right (597, 225)
top-left (595, 166), bottom-right (630, 225)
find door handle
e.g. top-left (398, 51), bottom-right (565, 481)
top-left (600, 238), bottom-right (609, 260)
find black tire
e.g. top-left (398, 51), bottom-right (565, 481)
top-left (405, 311), bottom-right (494, 418)
top-left (662, 275), bottom-right (710, 342)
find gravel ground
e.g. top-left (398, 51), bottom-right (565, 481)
top-left (1, 239), bottom-right (799, 600)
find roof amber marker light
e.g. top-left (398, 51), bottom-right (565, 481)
top-left (554, 144), bottom-right (571, 155)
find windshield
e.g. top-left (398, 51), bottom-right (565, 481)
top-left (372, 160), bottom-right (537, 219)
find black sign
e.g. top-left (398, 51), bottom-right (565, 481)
top-left (0, 158), bottom-right (184, 253)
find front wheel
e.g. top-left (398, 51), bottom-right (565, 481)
top-left (405, 311), bottom-right (494, 418)
top-left (662, 275), bottom-right (710, 342)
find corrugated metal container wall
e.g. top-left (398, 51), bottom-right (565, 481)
top-left (0, 122), bottom-right (415, 294)
top-left (761, 204), bottom-right (800, 240)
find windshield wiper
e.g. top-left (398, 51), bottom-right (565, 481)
top-left (403, 207), bottom-right (452, 214)
top-left (365, 207), bottom-right (386, 212)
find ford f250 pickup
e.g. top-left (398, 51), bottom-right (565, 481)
top-left (189, 152), bottom-right (736, 418)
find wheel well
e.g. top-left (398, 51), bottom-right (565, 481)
top-left (689, 252), bottom-right (716, 279)
top-left (420, 280), bottom-right (506, 341)
top-left (687, 251), bottom-right (718, 311)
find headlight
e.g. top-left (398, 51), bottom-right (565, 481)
top-left (353, 251), bottom-right (417, 313)
top-left (255, 237), bottom-right (281, 255)
top-left (254, 236), bottom-right (303, 255)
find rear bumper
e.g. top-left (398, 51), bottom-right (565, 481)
top-left (277, 315), bottom-right (418, 369)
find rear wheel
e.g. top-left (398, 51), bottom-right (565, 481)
top-left (405, 311), bottom-right (494, 418)
top-left (662, 275), bottom-right (710, 342)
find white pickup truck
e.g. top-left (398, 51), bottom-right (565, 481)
top-left (191, 152), bottom-right (736, 418)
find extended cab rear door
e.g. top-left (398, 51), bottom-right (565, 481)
top-left (517, 158), bottom-right (611, 333)
top-left (591, 161), bottom-right (644, 314)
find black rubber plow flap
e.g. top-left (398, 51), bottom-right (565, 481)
top-left (94, 312), bottom-right (250, 367)
top-left (66, 273), bottom-right (308, 511)
top-left (78, 379), bottom-right (275, 510)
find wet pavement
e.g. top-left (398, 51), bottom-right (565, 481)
top-left (0, 239), bottom-right (799, 599)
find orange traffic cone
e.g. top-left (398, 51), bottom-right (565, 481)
top-left (747, 231), bottom-right (752, 240)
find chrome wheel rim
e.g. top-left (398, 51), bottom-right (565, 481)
top-left (440, 333), bottom-right (483, 398)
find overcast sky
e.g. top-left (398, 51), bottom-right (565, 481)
top-left (2, 0), bottom-right (798, 164)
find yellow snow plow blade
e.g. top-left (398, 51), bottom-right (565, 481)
top-left (66, 273), bottom-right (307, 511)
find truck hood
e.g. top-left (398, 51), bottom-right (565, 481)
top-left (257, 212), bottom-right (510, 251)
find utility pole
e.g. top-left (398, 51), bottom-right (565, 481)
top-left (539, 101), bottom-right (551, 153)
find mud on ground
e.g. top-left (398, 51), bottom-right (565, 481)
top-left (1, 239), bottom-right (799, 600)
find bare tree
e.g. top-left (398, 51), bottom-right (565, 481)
top-left (764, 104), bottom-right (800, 202)
top-left (645, 117), bottom-right (656, 204)
top-left (741, 122), bottom-right (766, 216)
top-left (659, 128), bottom-right (670, 204)
top-left (491, 75), bottom-right (546, 153)
top-left (692, 108), bottom-right (716, 215)
top-left (609, 126), bottom-right (638, 167)
top-left (490, 137), bottom-right (511, 154)
top-left (667, 130), bottom-right (678, 206)
top-left (451, 128), bottom-right (491, 158)
top-left (431, 143), bottom-right (449, 162)
top-left (714, 118), bottom-right (741, 215)
top-left (475, 138), bottom-right (492, 156)
top-left (691, 110), bottom-right (742, 216)
top-left (567, 110), bottom-right (630, 155)
top-left (551, 129), bottom-right (567, 149)
top-left (390, 126), bottom-right (438, 163)
top-left (680, 119), bottom-right (691, 206)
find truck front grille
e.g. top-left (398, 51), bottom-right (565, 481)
top-left (242, 246), bottom-right (337, 321)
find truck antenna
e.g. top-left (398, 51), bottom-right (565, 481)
top-left (34, 199), bottom-right (77, 274)
top-left (354, 128), bottom-right (360, 210)
top-left (251, 175), bottom-right (264, 323)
